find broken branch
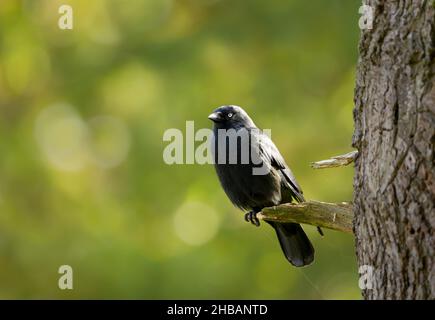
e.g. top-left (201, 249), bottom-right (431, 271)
top-left (310, 150), bottom-right (358, 169)
top-left (258, 200), bottom-right (354, 234)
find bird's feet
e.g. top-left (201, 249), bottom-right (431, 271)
top-left (244, 210), bottom-right (260, 227)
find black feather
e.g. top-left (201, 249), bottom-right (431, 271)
top-left (209, 105), bottom-right (315, 267)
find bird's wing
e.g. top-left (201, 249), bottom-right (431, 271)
top-left (258, 132), bottom-right (305, 203)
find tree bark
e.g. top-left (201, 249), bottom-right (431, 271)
top-left (353, 0), bottom-right (435, 299)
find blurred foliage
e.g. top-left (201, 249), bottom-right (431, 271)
top-left (0, 0), bottom-right (361, 299)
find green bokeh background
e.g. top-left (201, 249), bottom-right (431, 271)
top-left (0, 0), bottom-right (361, 299)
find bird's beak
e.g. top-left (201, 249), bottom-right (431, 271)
top-left (208, 112), bottom-right (223, 123)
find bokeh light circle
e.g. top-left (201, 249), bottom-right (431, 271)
top-left (35, 104), bottom-right (88, 171)
top-left (173, 201), bottom-right (220, 246)
top-left (86, 116), bottom-right (131, 169)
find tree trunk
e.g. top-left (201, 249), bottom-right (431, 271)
top-left (353, 0), bottom-right (435, 299)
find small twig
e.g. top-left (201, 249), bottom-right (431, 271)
top-left (310, 150), bottom-right (358, 169)
top-left (258, 200), bottom-right (354, 234)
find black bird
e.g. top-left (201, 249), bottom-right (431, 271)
top-left (208, 105), bottom-right (315, 267)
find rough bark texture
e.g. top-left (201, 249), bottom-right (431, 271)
top-left (353, 0), bottom-right (435, 299)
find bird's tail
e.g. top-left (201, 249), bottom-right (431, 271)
top-left (266, 221), bottom-right (314, 267)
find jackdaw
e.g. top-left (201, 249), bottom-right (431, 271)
top-left (208, 105), bottom-right (315, 267)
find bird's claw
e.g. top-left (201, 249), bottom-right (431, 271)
top-left (244, 211), bottom-right (260, 227)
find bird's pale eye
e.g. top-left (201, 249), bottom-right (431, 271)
top-left (227, 113), bottom-right (233, 118)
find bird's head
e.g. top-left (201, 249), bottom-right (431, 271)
top-left (208, 105), bottom-right (256, 129)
